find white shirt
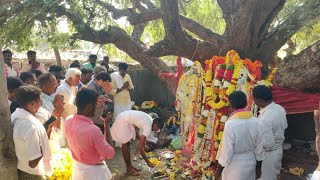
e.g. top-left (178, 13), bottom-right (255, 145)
top-left (258, 102), bottom-right (288, 151)
top-left (35, 107), bottom-right (52, 124)
top-left (219, 117), bottom-right (265, 167)
top-left (11, 109), bottom-right (47, 175)
top-left (56, 80), bottom-right (77, 119)
top-left (4, 63), bottom-right (20, 77)
top-left (311, 171), bottom-right (320, 180)
top-left (117, 110), bottom-right (152, 137)
top-left (110, 73), bottom-right (134, 105)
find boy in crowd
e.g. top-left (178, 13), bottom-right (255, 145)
top-left (20, 72), bottom-right (37, 86)
top-left (7, 77), bottom-right (24, 113)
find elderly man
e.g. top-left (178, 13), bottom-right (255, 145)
top-left (253, 85), bottom-right (287, 180)
top-left (56, 68), bottom-right (81, 119)
top-left (56, 68), bottom-right (81, 146)
top-left (82, 54), bottom-right (98, 71)
top-left (65, 89), bottom-right (115, 180)
top-left (3, 50), bottom-right (20, 77)
top-left (216, 91), bottom-right (264, 180)
top-left (22, 50), bottom-right (47, 73)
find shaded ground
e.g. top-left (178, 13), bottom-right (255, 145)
top-left (279, 143), bottom-right (318, 180)
top-left (106, 142), bottom-right (318, 180)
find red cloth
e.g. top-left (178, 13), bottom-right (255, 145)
top-left (161, 56), bottom-right (183, 81)
top-left (271, 86), bottom-right (320, 114)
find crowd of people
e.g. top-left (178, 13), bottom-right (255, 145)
top-left (3, 49), bottom-right (320, 180)
top-left (4, 49), bottom-right (163, 179)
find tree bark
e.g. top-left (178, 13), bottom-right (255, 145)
top-left (6, 0), bottom-right (319, 95)
top-left (49, 23), bottom-right (63, 66)
top-left (0, 44), bottom-right (18, 180)
top-left (275, 40), bottom-right (320, 92)
top-left (53, 48), bottom-right (62, 66)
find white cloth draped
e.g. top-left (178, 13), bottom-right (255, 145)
top-left (110, 72), bottom-right (124, 89)
top-left (260, 149), bottom-right (283, 180)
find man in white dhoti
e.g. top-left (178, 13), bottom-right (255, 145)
top-left (65, 89), bottom-right (115, 180)
top-left (55, 68), bottom-right (81, 146)
top-left (217, 91), bottom-right (265, 180)
top-left (110, 110), bottom-right (164, 176)
top-left (252, 85), bottom-right (288, 180)
top-left (110, 62), bottom-right (134, 118)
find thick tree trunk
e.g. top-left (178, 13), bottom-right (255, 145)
top-left (275, 40), bottom-right (320, 92)
top-left (53, 48), bottom-right (62, 66)
top-left (54, 0), bottom-right (320, 95)
top-left (0, 45), bottom-right (18, 180)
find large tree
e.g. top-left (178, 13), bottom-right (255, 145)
top-left (0, 1), bottom-right (18, 179)
top-left (1, 0), bottom-right (320, 95)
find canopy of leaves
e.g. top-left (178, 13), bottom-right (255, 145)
top-left (0, 0), bottom-right (320, 61)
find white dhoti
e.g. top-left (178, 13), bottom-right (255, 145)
top-left (260, 148), bottom-right (283, 180)
top-left (113, 104), bottom-right (133, 148)
top-left (72, 160), bottom-right (112, 180)
top-left (222, 152), bottom-right (256, 180)
top-left (114, 104), bottom-right (132, 118)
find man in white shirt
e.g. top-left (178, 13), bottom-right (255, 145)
top-left (11, 85), bottom-right (53, 179)
top-left (216, 91), bottom-right (265, 180)
top-left (3, 50), bottom-right (20, 77)
top-left (56, 68), bottom-right (81, 146)
top-left (110, 62), bottom-right (134, 118)
top-left (253, 85), bottom-right (288, 180)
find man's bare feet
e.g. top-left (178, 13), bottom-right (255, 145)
top-left (126, 168), bottom-right (140, 176)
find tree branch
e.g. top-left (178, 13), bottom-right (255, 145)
top-left (258, 0), bottom-right (320, 57)
top-left (95, 0), bottom-right (132, 19)
top-left (179, 16), bottom-right (223, 44)
top-left (132, 23), bottom-right (146, 40)
top-left (275, 40), bottom-right (320, 92)
top-left (94, 0), bottom-right (222, 44)
top-left (0, 0), bottom-right (18, 6)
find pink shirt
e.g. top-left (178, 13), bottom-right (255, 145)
top-left (65, 114), bottom-right (115, 165)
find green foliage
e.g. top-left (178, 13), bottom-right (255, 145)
top-left (180, 0), bottom-right (225, 35)
top-left (291, 19), bottom-right (320, 54)
top-left (1, 0), bottom-right (320, 63)
top-left (275, 0), bottom-right (320, 53)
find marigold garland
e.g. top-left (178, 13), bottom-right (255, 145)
top-left (175, 50), bottom-right (270, 172)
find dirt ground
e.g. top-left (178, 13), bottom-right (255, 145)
top-left (105, 141), bottom-right (318, 180)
